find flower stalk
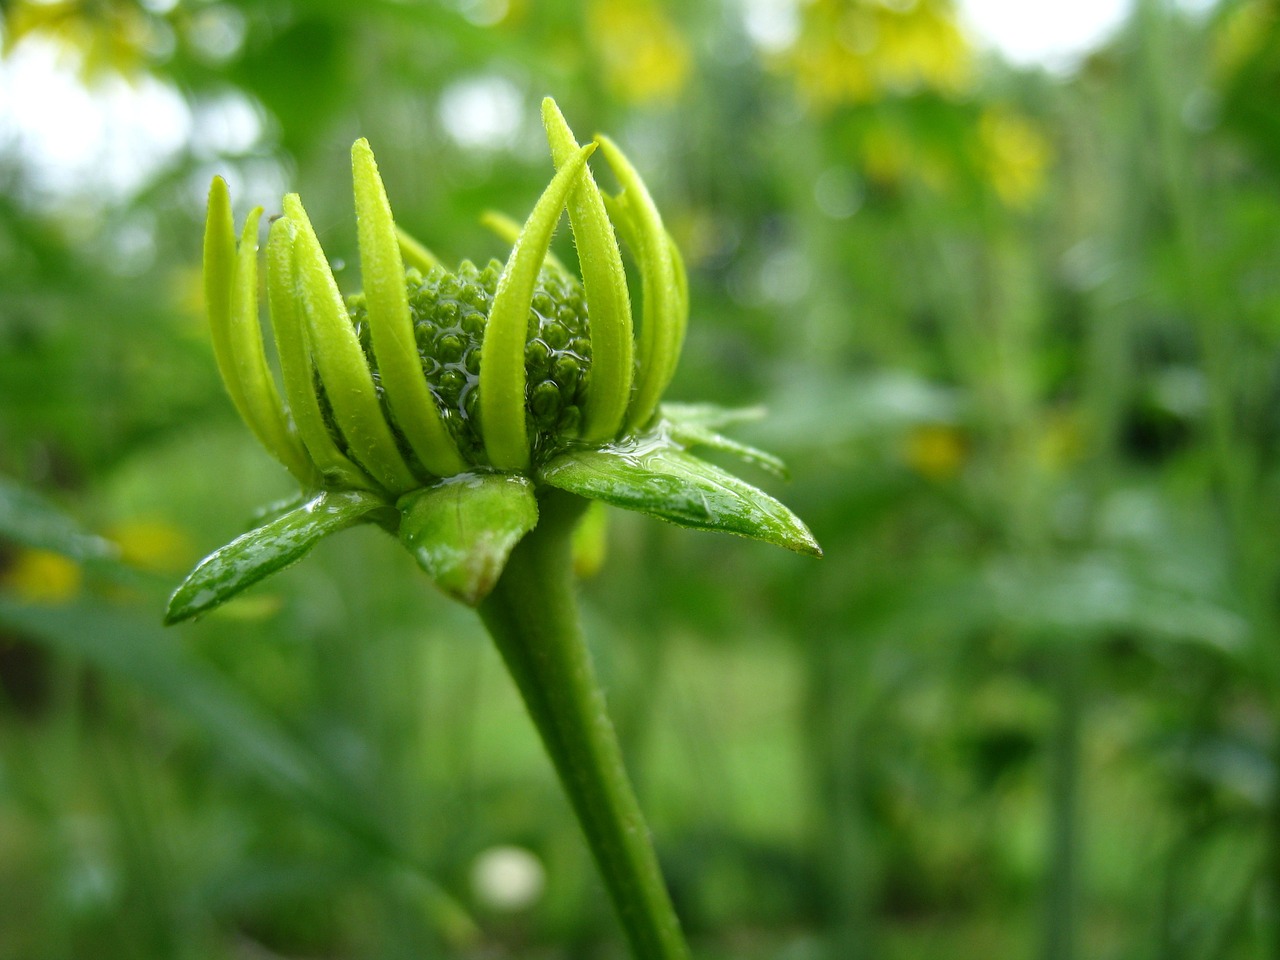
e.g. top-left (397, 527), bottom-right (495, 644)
top-left (478, 490), bottom-right (690, 960)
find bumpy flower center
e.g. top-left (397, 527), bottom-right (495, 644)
top-left (327, 258), bottom-right (593, 474)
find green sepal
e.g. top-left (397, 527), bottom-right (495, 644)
top-left (661, 405), bottom-right (787, 478)
top-left (659, 403), bottom-right (766, 431)
top-left (538, 440), bottom-right (821, 557)
top-left (165, 491), bottom-right (388, 624)
top-left (397, 474), bottom-right (539, 606)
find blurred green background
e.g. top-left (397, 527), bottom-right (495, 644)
top-left (3, 0), bottom-right (1280, 957)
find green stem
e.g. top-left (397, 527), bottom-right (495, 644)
top-left (477, 490), bottom-right (691, 960)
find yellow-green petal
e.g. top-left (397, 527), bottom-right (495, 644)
top-left (542, 98), bottom-right (633, 443)
top-left (480, 141), bottom-right (596, 471)
top-left (352, 139), bottom-right (466, 479)
top-left (283, 193), bottom-right (419, 495)
top-left (597, 136), bottom-right (683, 432)
top-left (396, 225), bottom-right (442, 273)
top-left (480, 210), bottom-right (566, 273)
top-left (265, 215), bottom-right (375, 492)
top-left (204, 179), bottom-right (318, 486)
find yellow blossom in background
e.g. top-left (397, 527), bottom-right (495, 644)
top-left (978, 107), bottom-right (1052, 208)
top-left (781, 0), bottom-right (973, 110)
top-left (1212, 0), bottom-right (1273, 76)
top-left (860, 120), bottom-right (953, 191)
top-left (3, 0), bottom-right (162, 78)
top-left (2, 549), bottom-right (82, 604)
top-left (107, 519), bottom-right (195, 575)
top-left (587, 0), bottom-right (690, 104)
top-left (904, 423), bottom-right (967, 481)
top-left (1034, 411), bottom-right (1084, 472)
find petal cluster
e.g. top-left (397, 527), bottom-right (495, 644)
top-left (168, 98), bottom-right (818, 623)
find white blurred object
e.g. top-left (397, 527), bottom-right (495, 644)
top-left (958, 0), bottom-right (1132, 71)
top-left (471, 845), bottom-right (546, 911)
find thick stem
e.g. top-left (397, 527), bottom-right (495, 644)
top-left (477, 490), bottom-right (690, 960)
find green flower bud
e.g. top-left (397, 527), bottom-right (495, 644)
top-left (168, 97), bottom-right (818, 622)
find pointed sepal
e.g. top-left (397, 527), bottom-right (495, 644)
top-left (661, 404), bottom-right (787, 478)
top-left (165, 491), bottom-right (389, 624)
top-left (539, 441), bottom-right (821, 557)
top-left (397, 474), bottom-right (539, 606)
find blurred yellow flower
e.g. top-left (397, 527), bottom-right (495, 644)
top-left (2, 549), bottom-right (82, 604)
top-left (108, 519), bottom-right (195, 575)
top-left (1035, 412), bottom-right (1084, 472)
top-left (904, 423), bottom-right (966, 481)
top-left (1212, 0), bottom-right (1273, 76)
top-left (861, 121), bottom-right (952, 191)
top-left (978, 107), bottom-right (1051, 209)
top-left (4, 0), bottom-right (162, 78)
top-left (782, 0), bottom-right (973, 110)
top-left (588, 0), bottom-right (691, 104)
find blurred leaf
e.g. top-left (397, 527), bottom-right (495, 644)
top-left (987, 554), bottom-right (1248, 655)
top-left (0, 474), bottom-right (117, 562)
top-left (0, 596), bottom-right (479, 946)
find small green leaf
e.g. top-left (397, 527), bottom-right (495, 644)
top-left (397, 474), bottom-right (539, 606)
top-left (265, 217), bottom-right (375, 492)
top-left (166, 491), bottom-right (387, 624)
top-left (284, 193), bottom-right (419, 494)
top-left (542, 98), bottom-right (633, 443)
top-left (481, 141), bottom-right (597, 471)
top-left (352, 138), bottom-right (467, 479)
top-left (539, 443), bottom-right (821, 557)
top-left (661, 408), bottom-right (787, 478)
top-left (660, 403), bottom-right (766, 430)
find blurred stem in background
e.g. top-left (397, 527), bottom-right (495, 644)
top-left (1137, 0), bottom-right (1280, 951)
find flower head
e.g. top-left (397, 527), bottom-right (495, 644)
top-left (167, 98), bottom-right (819, 622)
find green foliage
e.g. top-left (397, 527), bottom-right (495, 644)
top-left (5, 0), bottom-right (1280, 957)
